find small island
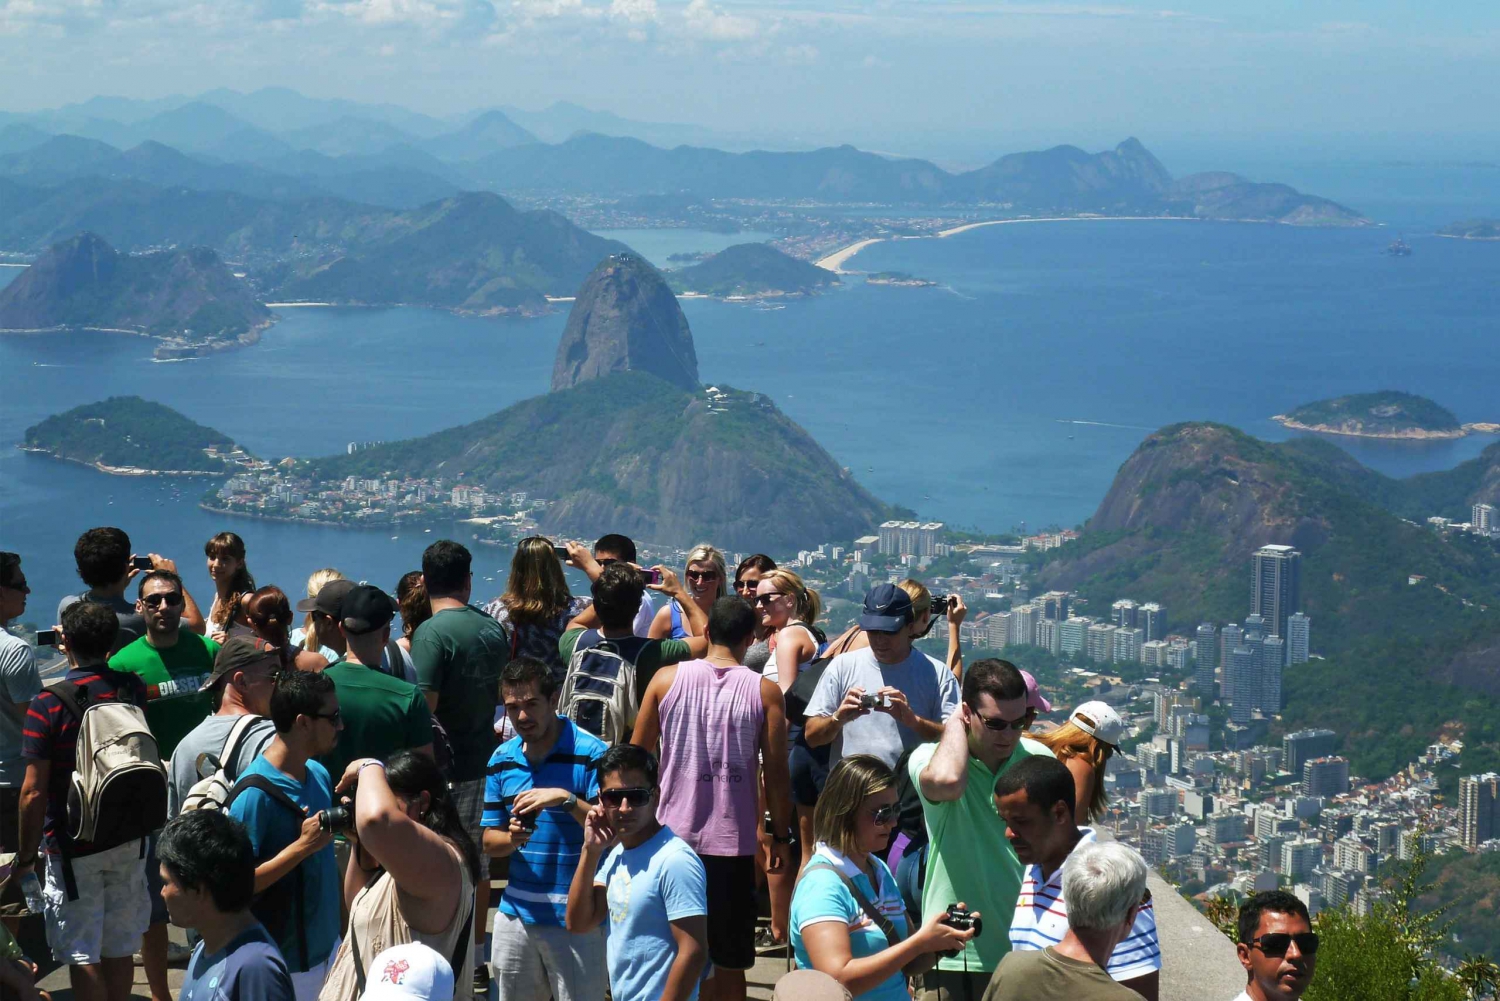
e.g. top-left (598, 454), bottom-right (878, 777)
top-left (1272, 391), bottom-right (1495, 440)
top-left (22, 396), bottom-right (257, 475)
top-left (864, 271), bottom-right (938, 288)
top-left (1437, 220), bottom-right (1500, 241)
top-left (668, 243), bottom-right (839, 299)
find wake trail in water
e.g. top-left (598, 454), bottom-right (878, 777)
top-left (1057, 419), bottom-right (1158, 431)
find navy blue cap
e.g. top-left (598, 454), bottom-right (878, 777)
top-left (859, 583), bottom-right (914, 633)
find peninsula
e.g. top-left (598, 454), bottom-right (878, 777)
top-left (1272, 391), bottom-right (1483, 440)
top-left (667, 243), bottom-right (839, 298)
top-left (22, 396), bottom-right (257, 475)
top-left (1437, 220), bottom-right (1500, 241)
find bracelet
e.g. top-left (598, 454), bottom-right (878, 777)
top-left (358, 760), bottom-right (386, 774)
top-left (772, 832), bottom-right (796, 845)
top-left (13, 854), bottom-right (35, 867)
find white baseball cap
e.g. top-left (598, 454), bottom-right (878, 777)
top-left (359, 943), bottom-right (454, 1001)
top-left (1069, 701), bottom-right (1126, 747)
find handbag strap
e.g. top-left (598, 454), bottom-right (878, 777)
top-left (805, 858), bottom-right (904, 945)
top-left (351, 868), bottom-right (477, 994)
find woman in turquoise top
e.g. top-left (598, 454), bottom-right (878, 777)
top-left (790, 756), bottom-right (977, 1001)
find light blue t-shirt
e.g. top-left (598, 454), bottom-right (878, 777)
top-left (228, 755), bottom-right (340, 973)
top-left (0, 630), bottom-right (42, 786)
top-left (805, 646), bottom-right (961, 767)
top-left (178, 924), bottom-right (294, 1001)
top-left (595, 824), bottom-right (708, 1001)
top-left (790, 846), bottom-right (909, 1001)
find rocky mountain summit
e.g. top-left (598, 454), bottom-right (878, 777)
top-left (552, 252), bottom-right (699, 391)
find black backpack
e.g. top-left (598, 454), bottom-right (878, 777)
top-left (226, 774), bottom-right (312, 970)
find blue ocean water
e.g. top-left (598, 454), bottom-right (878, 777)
top-left (3, 209), bottom-right (1499, 621)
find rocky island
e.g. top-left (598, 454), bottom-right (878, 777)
top-left (0, 232), bottom-right (273, 359)
top-left (1273, 391), bottom-right (1497, 440)
top-left (864, 271), bottom-right (937, 288)
top-left (667, 243), bottom-right (839, 299)
top-left (22, 396), bottom-right (255, 475)
top-left (1437, 220), bottom-right (1500, 241)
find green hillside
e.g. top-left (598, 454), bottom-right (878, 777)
top-left (668, 243), bottom-right (839, 297)
top-left (1280, 391), bottom-right (1463, 436)
top-left (24, 396), bottom-right (240, 473)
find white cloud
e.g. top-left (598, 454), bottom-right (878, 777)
top-left (782, 41), bottom-right (815, 63)
top-left (609, 0), bottom-right (655, 22)
top-left (681, 0), bottom-right (755, 40)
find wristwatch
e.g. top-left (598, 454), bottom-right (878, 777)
top-left (563, 792), bottom-right (578, 811)
top-left (772, 831), bottom-right (796, 845)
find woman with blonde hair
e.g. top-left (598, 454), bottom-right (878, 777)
top-left (484, 536), bottom-right (591, 681)
top-left (1031, 700), bottom-right (1125, 825)
top-left (290, 567), bottom-right (347, 661)
top-left (791, 755), bottom-right (975, 1001)
top-left (244, 585), bottom-right (329, 673)
top-left (204, 531), bottom-right (256, 642)
top-left (649, 543), bottom-right (726, 640)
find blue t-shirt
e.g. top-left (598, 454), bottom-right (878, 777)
top-left (178, 924), bottom-right (294, 1001)
top-left (227, 755), bottom-right (340, 973)
top-left (790, 847), bottom-right (909, 1001)
top-left (482, 718), bottom-right (606, 925)
top-left (595, 825), bottom-right (708, 1001)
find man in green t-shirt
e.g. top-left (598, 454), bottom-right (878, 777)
top-left (318, 584), bottom-right (433, 780)
top-left (556, 562), bottom-right (707, 703)
top-left (107, 567), bottom-right (220, 1001)
top-left (909, 658), bottom-right (1054, 1001)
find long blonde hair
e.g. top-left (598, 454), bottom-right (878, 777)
top-left (683, 543), bottom-right (728, 601)
top-left (814, 755), bottom-right (895, 859)
top-left (301, 567), bottom-right (346, 653)
top-left (501, 536), bottom-right (573, 626)
top-left (898, 578), bottom-right (932, 621)
top-left (1032, 721), bottom-right (1115, 822)
top-left (762, 568), bottom-right (822, 626)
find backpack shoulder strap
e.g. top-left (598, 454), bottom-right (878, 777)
top-left (218, 715), bottom-right (264, 781)
top-left (384, 638), bottom-right (403, 678)
top-left (804, 858), bottom-right (904, 944)
top-left (45, 682), bottom-right (86, 722)
top-left (228, 773), bottom-right (306, 817)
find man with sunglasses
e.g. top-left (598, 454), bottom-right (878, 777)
top-left (909, 659), bottom-right (1054, 1001)
top-left (0, 553), bottom-right (43, 861)
top-left (110, 568), bottom-right (225, 1001)
top-left (567, 744), bottom-right (709, 1001)
top-left (996, 756), bottom-right (1160, 1000)
top-left (1232, 892), bottom-right (1317, 1001)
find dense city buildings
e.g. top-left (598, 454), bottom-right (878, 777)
top-left (876, 519), bottom-right (944, 557)
top-left (1460, 772), bottom-right (1500, 848)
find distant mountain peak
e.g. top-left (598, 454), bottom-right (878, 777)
top-left (552, 252), bottom-right (700, 392)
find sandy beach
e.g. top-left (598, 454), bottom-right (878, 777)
top-left (815, 238), bottom-right (886, 273)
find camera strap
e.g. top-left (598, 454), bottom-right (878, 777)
top-left (804, 858), bottom-right (905, 945)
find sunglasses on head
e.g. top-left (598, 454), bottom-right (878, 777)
top-left (976, 710), bottom-right (1035, 732)
top-left (142, 592), bottom-right (184, 608)
top-left (600, 787), bottom-right (652, 808)
top-left (1250, 932), bottom-right (1319, 958)
top-left (868, 803), bottom-right (898, 826)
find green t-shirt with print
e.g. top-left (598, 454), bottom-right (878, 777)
top-left (109, 631), bottom-right (221, 760)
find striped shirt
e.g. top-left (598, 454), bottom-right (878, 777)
top-left (21, 666), bottom-right (148, 855)
top-left (481, 718), bottom-right (605, 925)
top-left (1010, 827), bottom-right (1162, 980)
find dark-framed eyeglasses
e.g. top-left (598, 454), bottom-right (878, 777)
top-left (975, 710), bottom-right (1035, 732)
top-left (686, 569), bottom-right (719, 582)
top-left (1250, 932), bottom-right (1318, 957)
top-left (868, 803), bottom-right (899, 826)
top-left (142, 592), bottom-right (184, 608)
top-left (600, 787), bottom-right (652, 808)
top-left (308, 709), bottom-right (342, 726)
top-left (753, 592), bottom-right (787, 606)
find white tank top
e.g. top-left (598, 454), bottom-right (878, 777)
top-left (768, 621), bottom-right (816, 684)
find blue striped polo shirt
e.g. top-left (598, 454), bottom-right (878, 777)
top-left (482, 718), bottom-right (606, 925)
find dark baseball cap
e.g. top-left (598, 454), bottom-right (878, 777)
top-left (341, 584), bottom-right (396, 635)
top-left (859, 583), bottom-right (914, 633)
top-left (295, 577), bottom-right (354, 616)
top-left (201, 636), bottom-right (281, 692)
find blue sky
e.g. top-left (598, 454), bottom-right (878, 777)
top-left (2, 0), bottom-right (1496, 163)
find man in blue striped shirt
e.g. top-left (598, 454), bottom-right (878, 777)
top-left (482, 655), bottom-right (607, 1001)
top-left (995, 756), bottom-right (1161, 1000)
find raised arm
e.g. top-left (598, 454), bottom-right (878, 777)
top-left (919, 706), bottom-right (972, 803)
top-left (342, 760), bottom-right (462, 922)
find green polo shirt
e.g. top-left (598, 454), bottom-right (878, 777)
top-left (908, 737), bottom-right (1055, 973)
top-left (109, 631), bottom-right (220, 759)
top-left (317, 658), bottom-right (434, 781)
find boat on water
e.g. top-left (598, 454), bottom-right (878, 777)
top-left (1387, 236), bottom-right (1412, 257)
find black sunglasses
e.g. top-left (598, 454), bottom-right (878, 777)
top-left (600, 787), bottom-right (652, 807)
top-left (142, 592), bottom-right (184, 608)
top-left (308, 709), bottom-right (342, 725)
top-left (868, 803), bottom-right (899, 826)
top-left (1, 578), bottom-right (28, 593)
top-left (976, 710), bottom-right (1035, 732)
top-left (1251, 932), bottom-right (1319, 957)
top-left (686, 570), bottom-right (719, 581)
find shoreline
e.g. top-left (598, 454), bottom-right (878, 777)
top-left (18, 447), bottom-right (229, 477)
top-left (1269, 415), bottom-right (1500, 440)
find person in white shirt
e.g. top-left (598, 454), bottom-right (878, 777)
top-left (1229, 891), bottom-right (1317, 1001)
top-left (994, 756), bottom-right (1160, 999)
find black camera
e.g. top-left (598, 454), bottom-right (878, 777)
top-left (519, 812), bottom-right (538, 831)
top-left (942, 904), bottom-right (982, 937)
top-left (320, 805), bottom-right (353, 833)
top-left (930, 595), bottom-right (951, 616)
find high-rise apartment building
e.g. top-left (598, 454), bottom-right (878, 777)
top-left (985, 611), bottom-right (1011, 650)
top-left (1113, 626), bottom-right (1143, 664)
top-left (1086, 622), bottom-right (1118, 663)
top-left (1139, 602), bottom-right (1166, 641)
top-left (1334, 837), bottom-right (1377, 875)
top-left (1284, 729), bottom-right (1337, 776)
top-left (1302, 756), bottom-right (1351, 798)
top-left (1220, 623), bottom-right (1243, 692)
top-left (1140, 640), bottom-right (1170, 668)
top-left (1251, 544), bottom-right (1302, 638)
top-left (1460, 772), bottom-right (1500, 849)
top-left (1060, 616), bottom-right (1093, 656)
top-left (1111, 599), bottom-right (1139, 629)
top-left (1282, 839), bottom-right (1323, 882)
top-left (1286, 612), bottom-right (1311, 665)
top-left (1261, 636), bottom-right (1285, 712)
top-left (1010, 603), bottom-right (1040, 648)
top-left (1195, 623), bottom-right (1218, 695)
top-left (1475, 503), bottom-right (1495, 533)
top-left (1041, 591), bottom-right (1072, 621)
top-left (877, 520), bottom-right (944, 558)
top-left (1229, 646), bottom-right (1258, 724)
top-left (1035, 617), bottom-right (1062, 655)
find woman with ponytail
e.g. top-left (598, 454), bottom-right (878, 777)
top-left (204, 531), bottom-right (256, 642)
top-left (319, 749), bottom-right (480, 1000)
top-left (244, 585), bottom-right (329, 673)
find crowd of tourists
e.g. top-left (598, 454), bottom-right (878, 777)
top-left (0, 532), bottom-right (1318, 1001)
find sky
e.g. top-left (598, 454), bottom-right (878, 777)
top-left (2, 0), bottom-right (1498, 164)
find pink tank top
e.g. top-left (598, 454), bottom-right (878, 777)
top-left (656, 659), bottom-right (766, 857)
